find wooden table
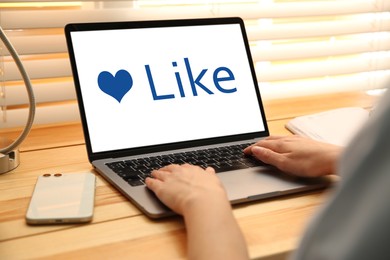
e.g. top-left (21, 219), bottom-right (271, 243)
top-left (0, 90), bottom-right (380, 259)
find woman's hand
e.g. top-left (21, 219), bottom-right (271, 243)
top-left (145, 164), bottom-right (227, 216)
top-left (244, 135), bottom-right (342, 177)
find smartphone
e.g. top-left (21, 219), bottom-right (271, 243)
top-left (26, 172), bottom-right (96, 224)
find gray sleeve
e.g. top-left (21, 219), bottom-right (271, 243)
top-left (291, 87), bottom-right (390, 260)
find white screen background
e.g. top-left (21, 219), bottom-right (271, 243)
top-left (70, 24), bottom-right (265, 153)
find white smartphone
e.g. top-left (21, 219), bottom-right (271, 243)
top-left (26, 172), bottom-right (96, 224)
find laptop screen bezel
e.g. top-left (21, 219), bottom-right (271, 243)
top-left (65, 17), bottom-right (269, 162)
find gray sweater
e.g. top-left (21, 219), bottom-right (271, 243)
top-left (293, 87), bottom-right (390, 260)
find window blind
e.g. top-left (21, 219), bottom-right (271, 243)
top-left (1, 0), bottom-right (389, 128)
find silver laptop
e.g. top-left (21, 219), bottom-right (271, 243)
top-left (65, 17), bottom-right (329, 218)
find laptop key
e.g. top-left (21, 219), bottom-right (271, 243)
top-left (120, 171), bottom-right (141, 181)
top-left (213, 162), bottom-right (249, 173)
top-left (128, 179), bottom-right (144, 187)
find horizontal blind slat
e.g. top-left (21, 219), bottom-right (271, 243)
top-left (260, 71), bottom-right (390, 99)
top-left (246, 17), bottom-right (390, 41)
top-left (3, 34), bottom-right (66, 55)
top-left (1, 1), bottom-right (389, 29)
top-left (257, 53), bottom-right (390, 82)
top-left (252, 35), bottom-right (390, 62)
top-left (0, 103), bottom-right (80, 129)
top-left (4, 56), bottom-right (71, 81)
top-left (3, 78), bottom-right (75, 106)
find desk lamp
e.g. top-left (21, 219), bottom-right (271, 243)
top-left (0, 26), bottom-right (35, 174)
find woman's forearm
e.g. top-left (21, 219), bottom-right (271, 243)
top-left (184, 198), bottom-right (249, 260)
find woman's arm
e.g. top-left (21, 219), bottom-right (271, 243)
top-left (145, 164), bottom-right (249, 260)
top-left (145, 135), bottom-right (342, 259)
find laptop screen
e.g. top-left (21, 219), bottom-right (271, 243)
top-left (67, 18), bottom-right (267, 155)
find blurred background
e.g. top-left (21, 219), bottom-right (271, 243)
top-left (1, 0), bottom-right (389, 128)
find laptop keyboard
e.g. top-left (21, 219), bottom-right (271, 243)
top-left (106, 142), bottom-right (264, 186)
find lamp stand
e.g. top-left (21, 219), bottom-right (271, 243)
top-left (0, 26), bottom-right (35, 174)
top-left (0, 151), bottom-right (20, 174)
top-left (0, 138), bottom-right (20, 174)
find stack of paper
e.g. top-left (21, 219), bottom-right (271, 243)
top-left (286, 107), bottom-right (370, 146)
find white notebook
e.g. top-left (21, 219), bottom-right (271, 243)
top-left (286, 107), bottom-right (370, 146)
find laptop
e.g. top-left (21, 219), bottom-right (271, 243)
top-left (65, 17), bottom-right (329, 218)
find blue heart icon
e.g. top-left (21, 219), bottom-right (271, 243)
top-left (97, 70), bottom-right (133, 103)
